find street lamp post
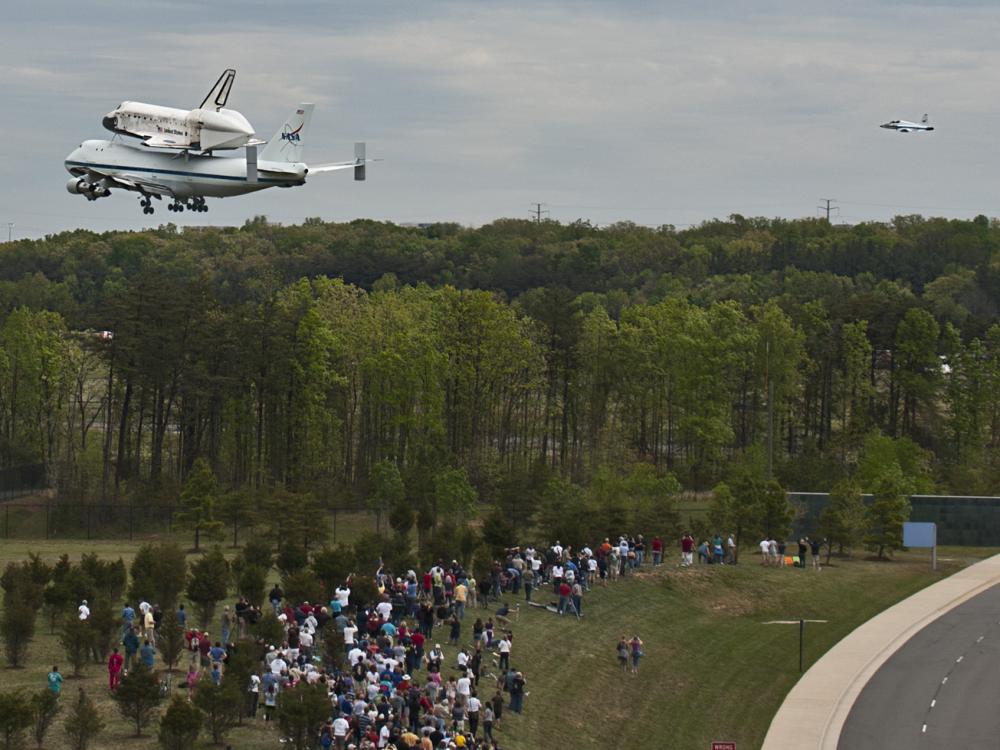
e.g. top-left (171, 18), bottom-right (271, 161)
top-left (764, 619), bottom-right (828, 672)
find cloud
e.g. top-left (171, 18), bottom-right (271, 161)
top-left (3, 1), bottom-right (1000, 236)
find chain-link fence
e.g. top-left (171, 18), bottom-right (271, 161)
top-left (0, 463), bottom-right (47, 501)
top-left (0, 501), bottom-right (374, 543)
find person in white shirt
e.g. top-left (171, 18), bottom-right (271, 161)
top-left (457, 674), bottom-right (471, 697)
top-left (343, 621), bottom-right (358, 647)
top-left (333, 715), bottom-right (350, 740)
top-left (376, 599), bottom-right (392, 622)
top-left (299, 629), bottom-right (313, 652)
top-left (270, 654), bottom-right (287, 675)
top-left (759, 538), bottom-right (771, 565)
top-left (335, 585), bottom-right (351, 609)
top-left (78, 600), bottom-right (90, 620)
top-left (347, 646), bottom-right (365, 667)
top-left (497, 636), bottom-right (512, 670)
top-left (552, 541), bottom-right (563, 558)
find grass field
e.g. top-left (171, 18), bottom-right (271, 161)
top-left (0, 541), bottom-right (993, 749)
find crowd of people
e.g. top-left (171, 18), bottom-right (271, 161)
top-left (91, 533), bottom-right (664, 749)
top-left (68, 528), bottom-right (833, 747)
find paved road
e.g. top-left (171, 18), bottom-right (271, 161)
top-left (839, 582), bottom-right (1000, 749)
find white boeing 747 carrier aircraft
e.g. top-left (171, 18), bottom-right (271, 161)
top-left (65, 104), bottom-right (372, 214)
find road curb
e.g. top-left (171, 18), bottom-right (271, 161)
top-left (760, 553), bottom-right (1000, 750)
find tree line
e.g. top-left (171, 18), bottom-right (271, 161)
top-left (0, 215), bottom-right (997, 522)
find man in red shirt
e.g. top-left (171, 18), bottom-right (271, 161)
top-left (557, 581), bottom-right (579, 618)
top-left (681, 534), bottom-right (695, 567)
top-left (651, 536), bottom-right (664, 566)
top-left (108, 647), bottom-right (124, 691)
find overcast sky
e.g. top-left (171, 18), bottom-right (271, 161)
top-left (3, 0), bottom-right (1000, 239)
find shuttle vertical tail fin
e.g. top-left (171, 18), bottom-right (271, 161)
top-left (259, 104), bottom-right (314, 163)
top-left (199, 69), bottom-right (236, 110)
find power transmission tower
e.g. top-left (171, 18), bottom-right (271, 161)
top-left (817, 199), bottom-right (839, 221)
top-left (530, 203), bottom-right (549, 223)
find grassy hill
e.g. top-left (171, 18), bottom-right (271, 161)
top-left (0, 540), bottom-right (992, 749)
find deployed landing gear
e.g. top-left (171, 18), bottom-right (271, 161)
top-left (139, 196), bottom-right (154, 215)
top-left (186, 197), bottom-right (208, 213)
top-left (167, 200), bottom-right (185, 212)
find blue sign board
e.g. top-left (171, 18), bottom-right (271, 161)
top-left (903, 522), bottom-right (936, 548)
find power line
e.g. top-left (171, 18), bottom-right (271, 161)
top-left (530, 202), bottom-right (549, 223)
top-left (817, 199), bottom-right (839, 221)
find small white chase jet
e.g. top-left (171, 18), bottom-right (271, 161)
top-left (65, 103), bottom-right (373, 214)
top-left (102, 68), bottom-right (259, 152)
top-left (880, 114), bottom-right (934, 133)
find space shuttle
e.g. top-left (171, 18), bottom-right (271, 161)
top-left (101, 69), bottom-right (261, 152)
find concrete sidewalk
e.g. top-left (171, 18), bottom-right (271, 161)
top-left (761, 553), bottom-right (1000, 750)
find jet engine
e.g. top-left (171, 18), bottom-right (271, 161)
top-left (66, 178), bottom-right (110, 199)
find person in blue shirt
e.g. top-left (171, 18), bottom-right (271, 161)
top-left (140, 640), bottom-right (156, 668)
top-left (47, 666), bottom-right (63, 695)
top-left (176, 604), bottom-right (187, 627)
top-left (209, 641), bottom-right (226, 663)
top-left (211, 663), bottom-right (222, 685)
top-left (121, 603), bottom-right (135, 636)
top-left (122, 627), bottom-right (140, 671)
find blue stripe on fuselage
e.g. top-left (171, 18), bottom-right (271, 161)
top-left (63, 160), bottom-right (293, 184)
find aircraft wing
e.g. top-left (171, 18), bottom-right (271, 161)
top-left (308, 158), bottom-right (378, 174)
top-left (109, 172), bottom-right (175, 197)
top-left (142, 135), bottom-right (187, 149)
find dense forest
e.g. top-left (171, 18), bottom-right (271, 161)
top-left (0, 213), bottom-right (997, 524)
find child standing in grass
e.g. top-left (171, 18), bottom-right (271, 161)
top-left (263, 684), bottom-right (278, 721)
top-left (629, 635), bottom-right (644, 674)
top-left (617, 636), bottom-right (629, 672)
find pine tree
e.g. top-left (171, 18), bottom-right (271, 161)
top-left (0, 691), bottom-right (33, 750)
top-left (157, 694), bottom-right (203, 750)
top-left (64, 688), bottom-right (105, 750)
top-left (276, 682), bottom-right (331, 750)
top-left (29, 688), bottom-right (60, 749)
top-left (186, 546), bottom-right (229, 630)
top-left (58, 615), bottom-right (91, 677)
top-left (819, 481), bottom-right (867, 561)
top-left (865, 466), bottom-right (912, 560)
top-left (192, 675), bottom-right (242, 744)
top-left (157, 610), bottom-right (185, 674)
top-left (176, 458), bottom-right (224, 552)
top-left (111, 662), bottom-right (163, 736)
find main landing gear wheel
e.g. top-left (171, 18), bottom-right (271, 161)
top-left (139, 197), bottom-right (154, 215)
top-left (185, 197), bottom-right (208, 213)
top-left (168, 200), bottom-right (185, 213)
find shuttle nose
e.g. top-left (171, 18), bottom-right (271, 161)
top-left (102, 115), bottom-right (116, 132)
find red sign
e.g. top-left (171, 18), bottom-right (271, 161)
top-left (711, 743), bottom-right (736, 750)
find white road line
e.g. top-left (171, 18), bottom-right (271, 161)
top-left (956, 656), bottom-right (964, 663)
top-left (942, 677), bottom-right (948, 684)
top-left (922, 724), bottom-right (927, 733)
top-left (930, 699), bottom-right (936, 708)
top-left (977, 636), bottom-right (984, 643)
